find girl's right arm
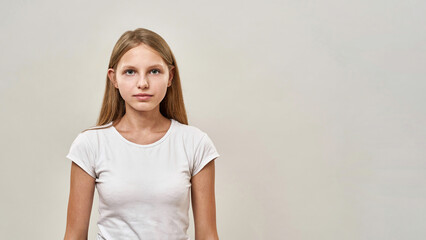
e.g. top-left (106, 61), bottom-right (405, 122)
top-left (64, 162), bottom-right (96, 240)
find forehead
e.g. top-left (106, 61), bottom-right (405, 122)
top-left (117, 44), bottom-right (166, 68)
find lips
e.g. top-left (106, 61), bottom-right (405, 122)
top-left (133, 94), bottom-right (153, 101)
top-left (133, 94), bottom-right (153, 97)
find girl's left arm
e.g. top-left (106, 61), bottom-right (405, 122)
top-left (191, 159), bottom-right (219, 240)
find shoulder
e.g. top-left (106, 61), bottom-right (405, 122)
top-left (73, 122), bottom-right (113, 146)
top-left (172, 119), bottom-right (207, 142)
top-left (175, 120), bottom-right (206, 138)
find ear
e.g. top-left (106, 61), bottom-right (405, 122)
top-left (167, 66), bottom-right (174, 87)
top-left (107, 68), bottom-right (118, 88)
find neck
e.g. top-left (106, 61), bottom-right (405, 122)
top-left (115, 105), bottom-right (169, 131)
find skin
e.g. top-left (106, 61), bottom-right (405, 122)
top-left (64, 43), bottom-right (219, 240)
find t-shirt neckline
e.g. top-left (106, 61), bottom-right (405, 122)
top-left (110, 119), bottom-right (175, 148)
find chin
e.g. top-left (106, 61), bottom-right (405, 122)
top-left (134, 106), bottom-right (156, 112)
top-left (127, 102), bottom-right (158, 112)
top-left (134, 106), bottom-right (157, 112)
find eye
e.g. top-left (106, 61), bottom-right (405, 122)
top-left (150, 69), bottom-right (161, 74)
top-left (124, 69), bottom-right (135, 75)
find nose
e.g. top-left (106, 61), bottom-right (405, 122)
top-left (137, 75), bottom-right (149, 89)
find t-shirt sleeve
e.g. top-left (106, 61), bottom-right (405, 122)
top-left (191, 133), bottom-right (220, 177)
top-left (66, 132), bottom-right (97, 179)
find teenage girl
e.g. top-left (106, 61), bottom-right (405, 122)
top-left (64, 28), bottom-right (220, 240)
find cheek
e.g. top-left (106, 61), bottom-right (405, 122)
top-left (151, 76), bottom-right (169, 88)
top-left (116, 82), bottom-right (133, 98)
top-left (157, 81), bottom-right (170, 94)
top-left (116, 78), bottom-right (133, 90)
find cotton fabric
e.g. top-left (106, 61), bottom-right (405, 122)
top-left (66, 118), bottom-right (220, 240)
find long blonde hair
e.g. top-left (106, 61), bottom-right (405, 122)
top-left (84, 28), bottom-right (188, 132)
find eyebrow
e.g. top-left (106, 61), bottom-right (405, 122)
top-left (120, 64), bottom-right (164, 69)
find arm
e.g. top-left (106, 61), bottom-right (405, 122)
top-left (64, 162), bottom-right (96, 240)
top-left (191, 159), bottom-right (219, 240)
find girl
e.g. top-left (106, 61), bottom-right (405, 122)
top-left (64, 28), bottom-right (220, 240)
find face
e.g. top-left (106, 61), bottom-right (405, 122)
top-left (107, 44), bottom-right (174, 114)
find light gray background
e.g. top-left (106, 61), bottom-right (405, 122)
top-left (0, 0), bottom-right (425, 239)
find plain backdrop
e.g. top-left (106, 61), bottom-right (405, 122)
top-left (0, 0), bottom-right (425, 239)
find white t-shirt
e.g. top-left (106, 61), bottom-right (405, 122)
top-left (66, 118), bottom-right (220, 240)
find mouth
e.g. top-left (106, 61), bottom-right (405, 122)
top-left (134, 94), bottom-right (153, 100)
top-left (133, 94), bottom-right (153, 97)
